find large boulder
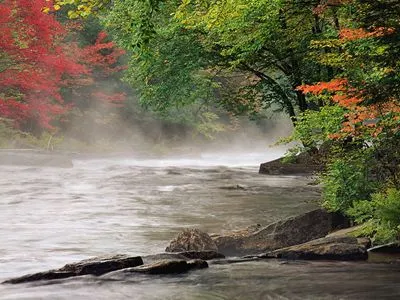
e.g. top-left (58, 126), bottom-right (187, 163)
top-left (263, 236), bottom-right (369, 260)
top-left (213, 209), bottom-right (350, 256)
top-left (3, 254), bottom-right (143, 284)
top-left (165, 228), bottom-right (218, 252)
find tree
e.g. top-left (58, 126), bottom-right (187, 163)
top-left (0, 0), bottom-right (87, 131)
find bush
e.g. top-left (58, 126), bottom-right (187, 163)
top-left (321, 155), bottom-right (378, 214)
top-left (347, 188), bottom-right (400, 244)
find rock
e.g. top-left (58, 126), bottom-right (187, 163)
top-left (368, 242), bottom-right (400, 263)
top-left (213, 209), bottom-right (350, 256)
top-left (218, 185), bottom-right (247, 190)
top-left (264, 236), bottom-right (368, 260)
top-left (116, 259), bottom-right (208, 275)
top-left (187, 259), bottom-right (209, 269)
top-left (3, 255), bottom-right (143, 284)
top-left (128, 260), bottom-right (190, 274)
top-left (142, 253), bottom-right (188, 264)
top-left (178, 250), bottom-right (225, 260)
top-left (325, 225), bottom-right (365, 238)
top-left (143, 251), bottom-right (224, 264)
top-left (259, 153), bottom-right (323, 175)
top-left (59, 254), bottom-right (144, 276)
top-left (3, 271), bottom-right (76, 284)
top-left (165, 228), bottom-right (218, 252)
top-left (209, 257), bottom-right (261, 265)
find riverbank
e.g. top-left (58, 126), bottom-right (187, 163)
top-left (4, 208), bottom-right (399, 285)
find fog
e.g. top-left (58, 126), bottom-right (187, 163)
top-left (60, 88), bottom-right (293, 163)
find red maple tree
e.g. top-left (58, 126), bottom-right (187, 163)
top-left (0, 1), bottom-right (127, 132)
top-left (0, 0), bottom-right (89, 130)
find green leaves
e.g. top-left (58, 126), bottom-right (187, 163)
top-left (348, 188), bottom-right (400, 243)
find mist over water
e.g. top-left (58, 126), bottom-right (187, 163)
top-left (1, 119), bottom-right (399, 299)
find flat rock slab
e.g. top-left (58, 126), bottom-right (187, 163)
top-left (264, 236), bottom-right (368, 261)
top-left (213, 209), bottom-right (349, 256)
top-left (3, 255), bottom-right (143, 284)
top-left (259, 154), bottom-right (323, 175)
top-left (179, 251), bottom-right (225, 260)
top-left (59, 254), bottom-right (144, 276)
top-left (105, 259), bottom-right (208, 277)
top-left (142, 251), bottom-right (224, 264)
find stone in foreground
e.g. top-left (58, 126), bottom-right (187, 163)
top-left (166, 228), bottom-right (218, 252)
top-left (213, 209), bottom-right (349, 256)
top-left (109, 259), bottom-right (208, 276)
top-left (264, 236), bottom-right (368, 260)
top-left (142, 251), bottom-right (224, 264)
top-left (3, 255), bottom-right (143, 284)
top-left (178, 250), bottom-right (225, 260)
top-left (59, 254), bottom-right (144, 276)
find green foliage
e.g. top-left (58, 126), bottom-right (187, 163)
top-left (347, 189), bottom-right (400, 244)
top-left (321, 153), bottom-right (378, 213)
top-left (0, 120), bottom-right (63, 150)
top-left (288, 105), bottom-right (345, 150)
top-left (195, 112), bottom-right (225, 139)
top-left (281, 146), bottom-right (302, 164)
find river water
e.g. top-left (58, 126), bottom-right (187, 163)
top-left (1, 152), bottom-right (400, 299)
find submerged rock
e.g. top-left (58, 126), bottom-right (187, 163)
top-left (213, 209), bottom-right (349, 256)
top-left (264, 236), bottom-right (368, 260)
top-left (166, 228), bottom-right (218, 252)
top-left (3, 255), bottom-right (143, 284)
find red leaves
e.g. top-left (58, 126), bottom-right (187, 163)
top-left (0, 0), bottom-right (87, 129)
top-left (80, 31), bottom-right (127, 76)
top-left (0, 1), bottom-right (126, 130)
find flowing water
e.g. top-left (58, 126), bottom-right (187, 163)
top-left (1, 152), bottom-right (399, 299)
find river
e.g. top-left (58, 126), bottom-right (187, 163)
top-left (1, 152), bottom-right (400, 299)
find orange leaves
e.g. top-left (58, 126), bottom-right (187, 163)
top-left (339, 27), bottom-right (395, 41)
top-left (297, 79), bottom-right (348, 95)
top-left (331, 100), bottom-right (400, 139)
top-left (298, 76), bottom-right (400, 140)
top-left (332, 94), bottom-right (363, 107)
top-left (298, 78), bottom-right (363, 108)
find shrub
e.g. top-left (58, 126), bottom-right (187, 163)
top-left (321, 154), bottom-right (378, 214)
top-left (347, 188), bottom-right (400, 244)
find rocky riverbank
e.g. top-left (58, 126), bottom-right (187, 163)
top-left (4, 209), bottom-right (399, 285)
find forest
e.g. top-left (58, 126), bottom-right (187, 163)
top-left (1, 0), bottom-right (400, 244)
